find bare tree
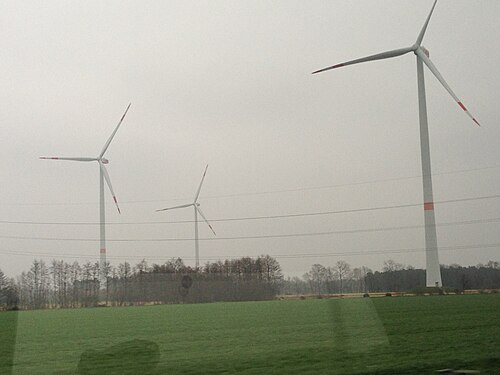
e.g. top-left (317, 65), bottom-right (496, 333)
top-left (487, 260), bottom-right (500, 269)
top-left (0, 269), bottom-right (8, 308)
top-left (382, 259), bottom-right (404, 272)
top-left (382, 259), bottom-right (405, 291)
top-left (0, 269), bottom-right (7, 291)
top-left (304, 264), bottom-right (327, 295)
top-left (260, 255), bottom-right (283, 284)
top-left (335, 260), bottom-right (351, 295)
top-left (352, 268), bottom-right (363, 293)
top-left (70, 261), bottom-right (81, 307)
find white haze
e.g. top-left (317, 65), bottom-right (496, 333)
top-left (1, 0), bottom-right (499, 277)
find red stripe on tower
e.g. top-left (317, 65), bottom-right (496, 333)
top-left (100, 248), bottom-right (106, 254)
top-left (424, 202), bottom-right (434, 211)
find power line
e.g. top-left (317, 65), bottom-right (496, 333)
top-left (267, 243), bottom-right (500, 259)
top-left (196, 164), bottom-right (500, 201)
top-left (1, 242), bottom-right (498, 261)
top-left (0, 201), bottom-right (419, 225)
top-left (1, 192), bottom-right (500, 226)
top-left (3, 163), bottom-right (500, 207)
top-left (1, 216), bottom-right (498, 242)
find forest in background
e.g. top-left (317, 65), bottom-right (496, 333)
top-left (283, 259), bottom-right (500, 296)
top-left (1, 257), bottom-right (499, 310)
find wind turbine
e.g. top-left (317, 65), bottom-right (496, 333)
top-left (41, 103), bottom-right (131, 285)
top-left (312, 1), bottom-right (480, 287)
top-left (157, 165), bottom-right (216, 269)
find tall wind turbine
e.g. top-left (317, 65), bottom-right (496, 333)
top-left (157, 165), bottom-right (216, 269)
top-left (313, 1), bottom-right (480, 287)
top-left (41, 103), bottom-right (131, 285)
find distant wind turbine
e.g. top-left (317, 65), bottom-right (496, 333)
top-left (312, 0), bottom-right (481, 287)
top-left (157, 165), bottom-right (216, 268)
top-left (41, 103), bottom-right (131, 285)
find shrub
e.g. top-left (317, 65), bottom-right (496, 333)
top-left (385, 293), bottom-right (392, 297)
top-left (363, 293), bottom-right (370, 298)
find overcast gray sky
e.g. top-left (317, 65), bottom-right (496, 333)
top-left (1, 0), bottom-right (499, 278)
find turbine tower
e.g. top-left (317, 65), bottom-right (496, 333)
top-left (157, 165), bottom-right (216, 269)
top-left (313, 1), bottom-right (480, 287)
top-left (41, 103), bottom-right (131, 286)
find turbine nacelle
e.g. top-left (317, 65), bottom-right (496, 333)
top-left (312, 1), bottom-right (479, 127)
top-left (40, 103), bottom-right (130, 285)
top-left (40, 103), bottom-right (131, 216)
top-left (156, 164), bottom-right (216, 268)
top-left (311, 0), bottom-right (482, 287)
top-left (415, 46), bottom-right (430, 58)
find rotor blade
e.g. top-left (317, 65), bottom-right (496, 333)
top-left (416, 48), bottom-right (480, 126)
top-left (99, 103), bottom-right (131, 158)
top-left (99, 161), bottom-right (121, 214)
top-left (194, 164), bottom-right (209, 203)
top-left (40, 157), bottom-right (97, 162)
top-left (156, 203), bottom-right (193, 212)
top-left (312, 46), bottom-right (414, 74)
top-left (416, 0), bottom-right (438, 46)
top-left (196, 206), bottom-right (216, 236)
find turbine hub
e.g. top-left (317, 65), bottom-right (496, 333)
top-left (101, 158), bottom-right (109, 164)
top-left (196, 203), bottom-right (200, 207)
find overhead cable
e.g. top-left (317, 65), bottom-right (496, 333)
top-left (1, 216), bottom-right (499, 242)
top-left (1, 192), bottom-right (499, 226)
top-left (2, 163), bottom-right (500, 207)
top-left (1, 242), bottom-right (498, 261)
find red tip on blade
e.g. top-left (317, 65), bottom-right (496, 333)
top-left (113, 196), bottom-right (121, 213)
top-left (424, 202), bottom-right (434, 211)
top-left (312, 63), bottom-right (345, 74)
top-left (458, 102), bottom-right (481, 126)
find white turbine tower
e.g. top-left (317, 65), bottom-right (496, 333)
top-left (157, 165), bottom-right (216, 269)
top-left (41, 103), bottom-right (131, 285)
top-left (313, 1), bottom-right (480, 287)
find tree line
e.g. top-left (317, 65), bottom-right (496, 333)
top-left (281, 260), bottom-right (500, 295)
top-left (0, 255), bottom-right (283, 310)
top-left (2, 257), bottom-right (499, 310)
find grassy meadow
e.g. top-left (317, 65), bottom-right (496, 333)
top-left (1, 294), bottom-right (499, 374)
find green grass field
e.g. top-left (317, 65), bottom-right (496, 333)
top-left (1, 294), bottom-right (499, 374)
